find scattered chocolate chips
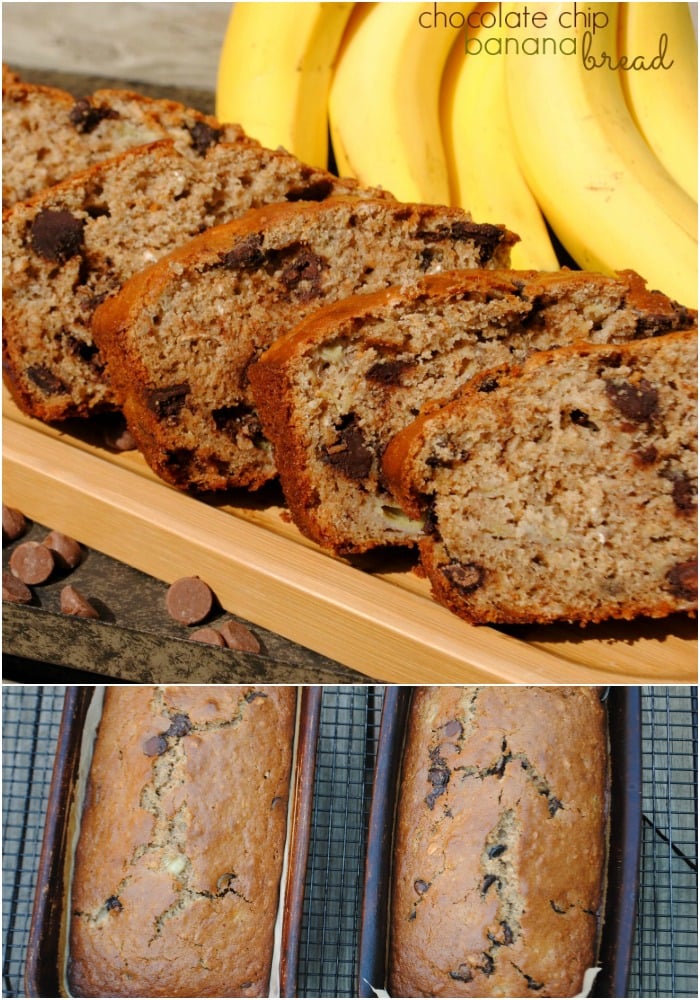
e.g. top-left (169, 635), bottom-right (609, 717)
top-left (477, 376), bottom-right (500, 393)
top-left (2, 571), bottom-right (32, 604)
top-left (322, 413), bottom-right (374, 480)
top-left (146, 383), bottom-right (189, 420)
top-left (30, 208), bottom-right (85, 263)
top-left (548, 796), bottom-right (564, 817)
top-left (449, 965), bottom-right (474, 983)
top-left (569, 409), bottom-right (599, 431)
top-left (165, 576), bottom-right (215, 625)
top-left (416, 220), bottom-right (505, 264)
top-left (219, 619), bottom-right (261, 653)
top-left (442, 718), bottom-right (463, 739)
top-left (69, 98), bottom-right (119, 133)
top-left (60, 584), bottom-right (99, 618)
top-left (413, 879), bottom-right (431, 895)
top-left (104, 895), bottom-right (123, 912)
top-left (278, 246), bottom-right (326, 300)
top-left (487, 844), bottom-right (507, 859)
top-left (366, 359), bottom-right (415, 386)
top-left (43, 530), bottom-right (82, 570)
top-left (662, 469), bottom-right (697, 513)
top-left (2, 505), bottom-right (27, 543)
top-left (185, 120), bottom-right (223, 156)
top-left (143, 734), bottom-right (168, 757)
top-left (26, 363), bottom-right (69, 396)
top-left (220, 233), bottom-right (266, 270)
top-left (425, 747), bottom-right (450, 809)
top-left (605, 376), bottom-right (659, 422)
top-left (190, 626), bottom-right (226, 647)
top-left (9, 541), bottom-right (55, 585)
top-left (285, 178), bottom-right (334, 202)
top-left (481, 874), bottom-right (498, 895)
top-left (666, 560), bottom-right (697, 600)
top-left (441, 562), bottom-right (485, 595)
top-left (166, 713), bottom-right (192, 738)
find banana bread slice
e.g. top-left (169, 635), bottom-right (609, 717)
top-left (2, 79), bottom-right (247, 208)
top-left (3, 138), bottom-right (390, 422)
top-left (249, 268), bottom-right (696, 555)
top-left (383, 329), bottom-right (698, 625)
top-left (91, 197), bottom-right (515, 492)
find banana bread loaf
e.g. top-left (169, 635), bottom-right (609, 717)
top-left (2, 137), bottom-right (389, 422)
top-left (68, 685), bottom-right (297, 998)
top-left (383, 329), bottom-right (698, 625)
top-left (248, 268), bottom-right (696, 555)
top-left (390, 686), bottom-right (609, 998)
top-left (91, 197), bottom-right (516, 491)
top-left (2, 79), bottom-right (249, 208)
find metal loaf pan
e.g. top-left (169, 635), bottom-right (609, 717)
top-left (358, 685), bottom-right (642, 999)
top-left (24, 685), bottom-right (322, 998)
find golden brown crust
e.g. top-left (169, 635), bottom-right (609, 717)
top-left (390, 686), bottom-right (609, 998)
top-left (69, 686), bottom-right (297, 998)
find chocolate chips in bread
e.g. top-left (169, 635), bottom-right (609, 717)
top-left (383, 328), bottom-right (698, 625)
top-left (3, 133), bottom-right (390, 423)
top-left (390, 686), bottom-right (609, 999)
top-left (91, 197), bottom-right (516, 492)
top-left (69, 686), bottom-right (297, 998)
top-left (248, 268), bottom-right (695, 555)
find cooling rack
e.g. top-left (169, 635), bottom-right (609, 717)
top-left (2, 685), bottom-right (697, 998)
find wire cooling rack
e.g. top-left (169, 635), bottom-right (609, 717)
top-left (2, 685), bottom-right (697, 998)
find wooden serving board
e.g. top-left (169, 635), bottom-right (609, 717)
top-left (3, 392), bottom-right (697, 684)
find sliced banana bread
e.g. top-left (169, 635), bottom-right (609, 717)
top-left (92, 197), bottom-right (516, 491)
top-left (2, 80), bottom-right (247, 208)
top-left (3, 140), bottom-right (390, 421)
top-left (249, 268), bottom-right (696, 555)
top-left (383, 329), bottom-right (698, 625)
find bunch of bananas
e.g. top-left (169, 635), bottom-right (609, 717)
top-left (217, 2), bottom-right (697, 305)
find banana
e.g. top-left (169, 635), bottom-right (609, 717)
top-left (440, 2), bottom-right (559, 270)
top-left (504, 2), bottom-right (697, 306)
top-left (619, 2), bottom-right (698, 202)
top-left (329, 2), bottom-right (477, 203)
top-left (216, 2), bottom-right (354, 168)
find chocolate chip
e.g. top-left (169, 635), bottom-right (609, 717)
top-left (189, 627), bottom-right (226, 647)
top-left (104, 895), bottom-right (123, 912)
top-left (2, 571), bottom-right (32, 604)
top-left (212, 404), bottom-right (265, 445)
top-left (366, 359), bottom-right (415, 385)
top-left (321, 414), bottom-right (374, 480)
top-left (146, 383), bottom-right (189, 420)
top-left (143, 734), bottom-right (168, 757)
top-left (416, 220), bottom-right (505, 264)
top-left (68, 98), bottom-right (119, 133)
top-left (441, 562), bottom-right (485, 595)
top-left (414, 879), bottom-right (431, 895)
top-left (278, 246), bottom-right (325, 299)
top-left (166, 713), bottom-right (192, 738)
top-left (478, 376), bottom-right (500, 393)
top-left (30, 208), bottom-right (85, 263)
top-left (27, 364), bottom-right (69, 396)
top-left (9, 541), bottom-right (55, 585)
top-left (481, 874), bottom-right (498, 895)
top-left (3, 505), bottom-right (27, 543)
top-left (443, 718), bottom-right (463, 738)
top-left (548, 797), bottom-right (563, 816)
top-left (166, 576), bottom-right (215, 625)
top-left (449, 965), bottom-right (474, 983)
top-left (569, 409), bottom-right (599, 431)
top-left (666, 560), bottom-right (697, 600)
top-left (60, 585), bottom-right (99, 618)
top-left (220, 233), bottom-right (266, 270)
top-left (285, 178), bottom-right (335, 202)
top-left (605, 377), bottom-right (659, 421)
top-left (487, 844), bottom-right (507, 858)
top-left (185, 120), bottom-right (223, 155)
top-left (219, 619), bottom-right (261, 653)
top-left (632, 445), bottom-right (658, 466)
top-left (661, 469), bottom-right (697, 512)
top-left (43, 530), bottom-right (82, 569)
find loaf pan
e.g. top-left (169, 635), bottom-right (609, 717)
top-left (358, 685), bottom-right (642, 999)
top-left (24, 685), bottom-right (322, 998)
